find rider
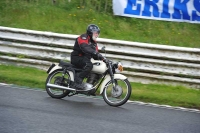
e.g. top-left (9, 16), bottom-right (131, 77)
top-left (70, 24), bottom-right (106, 90)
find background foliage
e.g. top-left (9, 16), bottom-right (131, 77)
top-left (0, 0), bottom-right (199, 48)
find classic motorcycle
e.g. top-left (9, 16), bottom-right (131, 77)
top-left (45, 47), bottom-right (132, 107)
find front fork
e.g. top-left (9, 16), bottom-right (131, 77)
top-left (107, 62), bottom-right (117, 89)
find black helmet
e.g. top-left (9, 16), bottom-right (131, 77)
top-left (86, 24), bottom-right (100, 38)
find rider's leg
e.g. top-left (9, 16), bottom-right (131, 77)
top-left (71, 56), bottom-right (93, 90)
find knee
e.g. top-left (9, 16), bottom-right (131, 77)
top-left (85, 62), bottom-right (93, 71)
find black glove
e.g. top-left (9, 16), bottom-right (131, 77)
top-left (94, 52), bottom-right (104, 60)
top-left (98, 53), bottom-right (104, 60)
top-left (93, 52), bottom-right (105, 61)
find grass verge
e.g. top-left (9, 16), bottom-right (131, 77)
top-left (0, 64), bottom-right (199, 109)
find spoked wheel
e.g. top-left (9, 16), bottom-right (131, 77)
top-left (46, 70), bottom-right (71, 99)
top-left (102, 79), bottom-right (132, 107)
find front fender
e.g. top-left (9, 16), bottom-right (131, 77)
top-left (100, 74), bottom-right (127, 94)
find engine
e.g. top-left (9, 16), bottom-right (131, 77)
top-left (86, 73), bottom-right (102, 85)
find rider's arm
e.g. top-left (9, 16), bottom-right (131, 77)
top-left (78, 34), bottom-right (105, 61)
top-left (78, 35), bottom-right (97, 55)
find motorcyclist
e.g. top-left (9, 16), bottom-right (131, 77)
top-left (70, 24), bottom-right (106, 90)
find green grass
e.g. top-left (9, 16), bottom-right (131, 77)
top-left (0, 64), bottom-right (199, 109)
top-left (0, 64), bottom-right (46, 89)
top-left (0, 0), bottom-right (200, 48)
top-left (130, 83), bottom-right (200, 109)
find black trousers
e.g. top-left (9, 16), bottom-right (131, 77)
top-left (71, 55), bottom-right (93, 81)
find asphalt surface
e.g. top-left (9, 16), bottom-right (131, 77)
top-left (0, 84), bottom-right (200, 133)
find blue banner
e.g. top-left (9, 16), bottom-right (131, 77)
top-left (113, 0), bottom-right (200, 24)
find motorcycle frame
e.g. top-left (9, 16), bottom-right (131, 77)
top-left (47, 61), bottom-right (127, 95)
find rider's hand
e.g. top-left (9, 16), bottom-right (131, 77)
top-left (97, 53), bottom-right (104, 60)
top-left (93, 52), bottom-right (106, 61)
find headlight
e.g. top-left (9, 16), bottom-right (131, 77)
top-left (115, 62), bottom-right (123, 73)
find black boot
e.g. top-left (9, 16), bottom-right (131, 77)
top-left (74, 76), bottom-right (84, 90)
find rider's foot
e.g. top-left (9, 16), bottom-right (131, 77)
top-left (74, 83), bottom-right (85, 90)
top-left (73, 75), bottom-right (85, 90)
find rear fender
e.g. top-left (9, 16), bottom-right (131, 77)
top-left (48, 63), bottom-right (61, 74)
top-left (100, 74), bottom-right (127, 94)
top-left (48, 63), bottom-right (75, 81)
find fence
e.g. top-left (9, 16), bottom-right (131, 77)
top-left (0, 26), bottom-right (200, 88)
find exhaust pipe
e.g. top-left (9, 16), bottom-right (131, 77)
top-left (46, 83), bottom-right (76, 91)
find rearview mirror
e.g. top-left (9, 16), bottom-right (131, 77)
top-left (101, 46), bottom-right (106, 57)
top-left (101, 46), bottom-right (106, 52)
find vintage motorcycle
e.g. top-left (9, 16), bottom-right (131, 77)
top-left (45, 47), bottom-right (132, 107)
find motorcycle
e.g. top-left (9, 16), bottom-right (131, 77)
top-left (45, 46), bottom-right (132, 107)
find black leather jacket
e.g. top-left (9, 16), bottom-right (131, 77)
top-left (71, 33), bottom-right (102, 60)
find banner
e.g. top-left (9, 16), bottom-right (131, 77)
top-left (113, 0), bottom-right (200, 24)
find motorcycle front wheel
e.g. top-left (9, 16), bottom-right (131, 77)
top-left (46, 69), bottom-right (71, 99)
top-left (102, 79), bottom-right (132, 107)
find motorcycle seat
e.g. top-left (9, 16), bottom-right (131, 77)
top-left (59, 60), bottom-right (82, 72)
top-left (59, 60), bottom-right (71, 67)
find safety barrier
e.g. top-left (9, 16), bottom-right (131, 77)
top-left (0, 26), bottom-right (200, 88)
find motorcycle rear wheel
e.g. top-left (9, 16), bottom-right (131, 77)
top-left (46, 69), bottom-right (71, 99)
top-left (102, 79), bottom-right (132, 107)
